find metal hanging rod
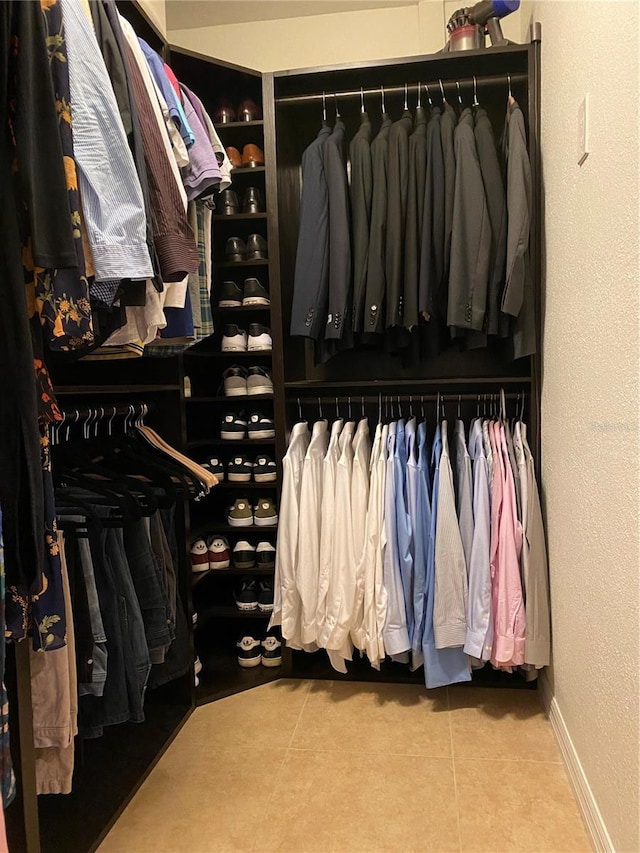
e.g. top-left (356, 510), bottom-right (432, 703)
top-left (288, 393), bottom-right (525, 403)
top-left (275, 73), bottom-right (527, 106)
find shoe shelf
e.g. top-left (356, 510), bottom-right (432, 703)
top-left (185, 395), bottom-right (273, 403)
top-left (187, 438), bottom-right (276, 449)
top-left (192, 566), bottom-right (274, 587)
top-left (192, 522), bottom-right (278, 538)
top-left (217, 259), bottom-right (270, 268)
top-left (230, 166), bottom-right (266, 174)
top-left (208, 482), bottom-right (279, 491)
top-left (201, 605), bottom-right (272, 620)
top-left (186, 349), bottom-right (272, 358)
top-left (213, 213), bottom-right (267, 221)
top-left (217, 120), bottom-right (264, 129)
top-left (216, 305), bottom-right (271, 314)
top-left (194, 649), bottom-right (281, 706)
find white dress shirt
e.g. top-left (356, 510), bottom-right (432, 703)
top-left (316, 419), bottom-right (344, 652)
top-left (296, 420), bottom-right (329, 646)
top-left (350, 419), bottom-right (372, 650)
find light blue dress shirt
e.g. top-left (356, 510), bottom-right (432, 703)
top-left (382, 422), bottom-right (410, 657)
top-left (138, 39), bottom-right (195, 149)
top-left (422, 424), bottom-right (472, 689)
top-left (410, 421), bottom-right (431, 671)
top-left (394, 419), bottom-right (414, 644)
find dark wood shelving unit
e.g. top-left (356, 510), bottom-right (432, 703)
top-left (186, 395), bottom-right (274, 403)
top-left (195, 649), bottom-right (282, 705)
top-left (187, 438), bottom-right (276, 449)
top-left (217, 259), bottom-right (270, 268)
top-left (216, 119), bottom-right (264, 129)
top-left (214, 212), bottom-right (268, 221)
top-left (192, 523), bottom-right (279, 537)
top-left (216, 305), bottom-right (272, 313)
top-left (186, 350), bottom-right (273, 358)
top-left (230, 165), bottom-right (266, 174)
top-left (193, 566), bottom-right (275, 587)
top-left (208, 481), bottom-right (279, 490)
top-left (201, 605), bottom-right (273, 620)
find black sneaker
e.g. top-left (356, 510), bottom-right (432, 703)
top-left (253, 455), bottom-right (277, 482)
top-left (200, 456), bottom-right (224, 480)
top-left (256, 541), bottom-right (276, 569)
top-left (242, 278), bottom-right (270, 306)
top-left (227, 455), bottom-right (253, 482)
top-left (233, 540), bottom-right (256, 569)
top-left (218, 280), bottom-right (243, 307)
top-left (221, 413), bottom-right (247, 440)
top-left (258, 578), bottom-right (274, 612)
top-left (235, 577), bottom-right (258, 611)
top-left (248, 413), bottom-right (275, 440)
top-left (261, 636), bottom-right (282, 667)
top-left (237, 636), bottom-right (261, 667)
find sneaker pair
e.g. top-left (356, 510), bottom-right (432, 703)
top-left (228, 454), bottom-right (277, 482)
top-left (223, 365), bottom-right (273, 397)
top-left (237, 636), bottom-right (282, 668)
top-left (227, 498), bottom-right (278, 527)
top-left (221, 324), bottom-right (271, 352)
top-left (190, 536), bottom-right (231, 572)
top-left (233, 540), bottom-right (276, 570)
top-left (221, 413), bottom-right (275, 440)
top-left (219, 278), bottom-right (270, 307)
top-left (235, 577), bottom-right (274, 612)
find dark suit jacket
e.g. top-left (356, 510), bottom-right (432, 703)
top-left (385, 110), bottom-right (413, 328)
top-left (441, 102), bottom-right (456, 319)
top-left (290, 123), bottom-right (332, 339)
top-left (350, 113), bottom-right (373, 332)
top-left (403, 106), bottom-right (428, 329)
top-left (475, 107), bottom-right (506, 337)
top-left (447, 108), bottom-right (491, 332)
top-left (364, 113), bottom-right (392, 333)
top-left (324, 119), bottom-right (352, 341)
top-left (418, 106), bottom-right (445, 356)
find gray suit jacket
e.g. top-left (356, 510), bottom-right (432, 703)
top-left (364, 113), bottom-right (392, 333)
top-left (501, 99), bottom-right (535, 359)
top-left (290, 123), bottom-right (332, 339)
top-left (324, 119), bottom-right (352, 341)
top-left (350, 113), bottom-right (373, 332)
top-left (441, 101), bottom-right (457, 308)
top-left (385, 110), bottom-right (413, 328)
top-left (447, 108), bottom-right (491, 332)
top-left (403, 106), bottom-right (428, 329)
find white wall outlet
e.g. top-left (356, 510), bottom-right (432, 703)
top-left (578, 95), bottom-right (589, 166)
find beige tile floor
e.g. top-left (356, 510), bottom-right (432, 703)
top-left (98, 680), bottom-right (591, 853)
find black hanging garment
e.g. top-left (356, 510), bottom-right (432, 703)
top-left (385, 109), bottom-right (413, 329)
top-left (363, 112), bottom-right (392, 334)
top-left (349, 111), bottom-right (373, 333)
top-left (403, 104), bottom-right (428, 331)
top-left (323, 118), bottom-right (352, 346)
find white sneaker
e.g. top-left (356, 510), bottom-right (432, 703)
top-left (247, 323), bottom-right (272, 351)
top-left (237, 636), bottom-right (261, 668)
top-left (221, 324), bottom-right (247, 352)
top-left (261, 637), bottom-right (282, 667)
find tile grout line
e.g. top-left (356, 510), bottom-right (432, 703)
top-left (446, 687), bottom-right (463, 853)
top-left (286, 679), bottom-right (312, 749)
top-left (248, 680), bottom-right (312, 852)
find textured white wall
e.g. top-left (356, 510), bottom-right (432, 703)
top-left (534, 2), bottom-right (640, 850)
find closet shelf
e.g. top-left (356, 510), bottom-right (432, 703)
top-left (192, 523), bottom-right (278, 537)
top-left (200, 605), bottom-right (272, 620)
top-left (194, 649), bottom-right (281, 705)
top-left (192, 566), bottom-right (274, 586)
top-left (217, 120), bottom-right (264, 129)
top-left (284, 377), bottom-right (532, 390)
top-left (203, 481), bottom-right (279, 490)
top-left (187, 439), bottom-right (276, 449)
top-left (54, 384), bottom-right (182, 395)
top-left (214, 305), bottom-right (271, 314)
top-left (217, 260), bottom-right (270, 268)
top-left (213, 213), bottom-right (267, 221)
top-left (185, 349), bottom-right (272, 358)
top-left (186, 395), bottom-right (273, 403)
top-left (230, 166), bottom-right (266, 174)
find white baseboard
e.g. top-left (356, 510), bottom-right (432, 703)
top-left (539, 672), bottom-right (615, 853)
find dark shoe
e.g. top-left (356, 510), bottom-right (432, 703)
top-left (246, 234), bottom-right (268, 261)
top-left (241, 144), bottom-right (265, 167)
top-left (256, 541), bottom-right (276, 569)
top-left (246, 366), bottom-right (273, 396)
top-left (235, 577), bottom-right (258, 610)
top-left (243, 278), bottom-right (270, 306)
top-left (233, 540), bottom-right (256, 570)
top-left (253, 455), bottom-right (277, 482)
top-left (242, 187), bottom-right (265, 215)
top-left (225, 237), bottom-right (247, 263)
top-left (261, 636), bottom-right (281, 666)
top-left (238, 98), bottom-right (261, 122)
top-left (258, 579), bottom-right (274, 612)
top-left (218, 280), bottom-right (243, 307)
top-left (237, 636), bottom-right (261, 667)
top-left (226, 146), bottom-right (242, 168)
top-left (219, 189), bottom-right (240, 216)
top-left (214, 99), bottom-right (236, 124)
top-left (222, 365), bottom-right (248, 397)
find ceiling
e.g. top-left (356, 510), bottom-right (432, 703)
top-left (166, 0), bottom-right (417, 31)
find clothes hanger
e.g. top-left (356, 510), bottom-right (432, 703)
top-left (297, 397), bottom-right (303, 422)
top-left (317, 397), bottom-right (324, 420)
top-left (334, 92), bottom-right (341, 119)
top-left (416, 82), bottom-right (421, 109)
top-left (403, 82), bottom-right (408, 111)
top-left (361, 396), bottom-right (366, 419)
top-left (456, 80), bottom-right (463, 107)
top-left (322, 91), bottom-right (327, 123)
top-left (472, 76), bottom-right (480, 108)
top-left (457, 395), bottom-right (462, 420)
top-left (347, 396), bottom-right (352, 421)
top-left (360, 86), bottom-right (365, 114)
top-left (380, 84), bottom-right (386, 116)
top-left (424, 83), bottom-right (432, 107)
top-left (439, 79), bottom-right (446, 104)
top-left (420, 395), bottom-right (425, 421)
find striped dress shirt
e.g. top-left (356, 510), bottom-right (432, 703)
top-left (61, 0), bottom-right (153, 282)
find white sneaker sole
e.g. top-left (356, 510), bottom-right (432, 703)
top-left (236, 601), bottom-right (258, 611)
top-left (254, 515), bottom-right (278, 526)
top-left (261, 656), bottom-right (282, 667)
top-left (228, 473), bottom-right (252, 482)
top-left (221, 431), bottom-right (247, 440)
top-left (218, 300), bottom-right (242, 308)
top-left (248, 430), bottom-right (275, 439)
top-left (221, 345), bottom-right (247, 352)
top-left (208, 559), bottom-right (230, 569)
top-left (254, 472), bottom-right (277, 482)
top-left (228, 516), bottom-right (254, 526)
top-left (242, 297), bottom-right (270, 306)
top-left (238, 656), bottom-right (261, 668)
top-left (191, 564), bottom-right (210, 573)
top-left (258, 602), bottom-right (274, 612)
top-left (247, 386), bottom-right (273, 396)
top-left (225, 387), bottom-right (249, 397)
top-left (247, 345), bottom-right (272, 352)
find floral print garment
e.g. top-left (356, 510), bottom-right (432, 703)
top-left (0, 512), bottom-right (16, 809)
top-left (37, 0), bottom-right (94, 351)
